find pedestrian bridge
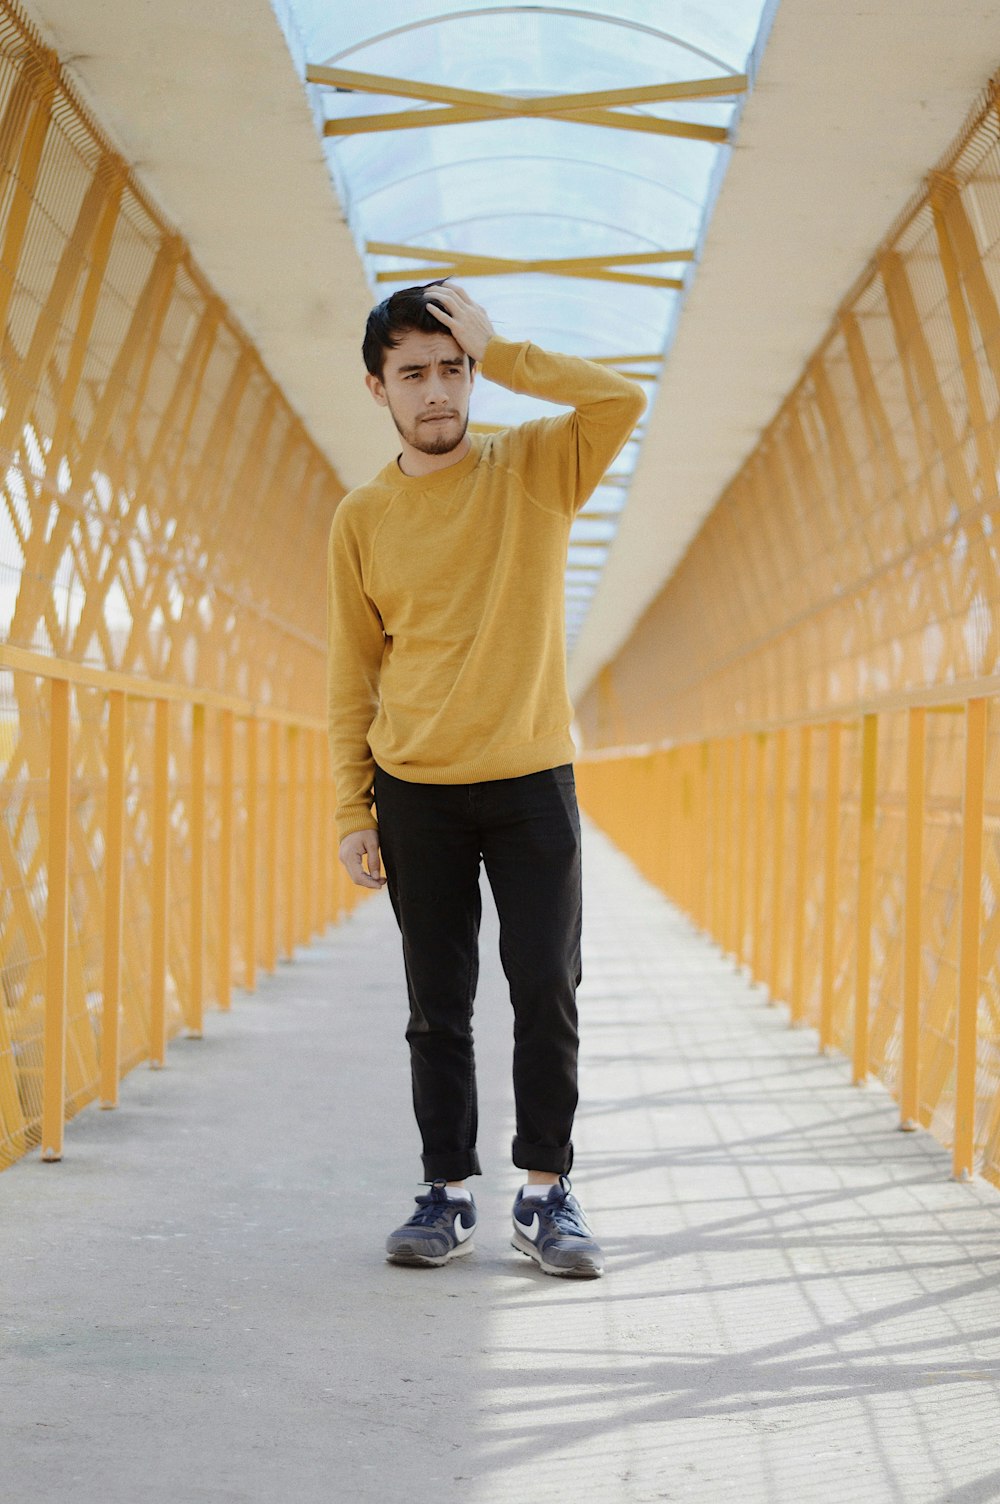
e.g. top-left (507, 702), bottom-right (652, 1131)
top-left (3, 1), bottom-right (1000, 1498)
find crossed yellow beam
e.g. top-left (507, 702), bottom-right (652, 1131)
top-left (307, 65), bottom-right (743, 142)
top-left (369, 240), bottom-right (691, 289)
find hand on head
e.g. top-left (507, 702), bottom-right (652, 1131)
top-left (423, 282), bottom-right (495, 364)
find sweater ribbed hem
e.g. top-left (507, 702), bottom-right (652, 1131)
top-left (373, 729), bottom-right (576, 788)
top-left (333, 732), bottom-right (577, 841)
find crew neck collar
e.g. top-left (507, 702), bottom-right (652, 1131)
top-left (386, 433), bottom-right (484, 491)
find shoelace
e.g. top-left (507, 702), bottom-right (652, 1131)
top-left (543, 1192), bottom-right (590, 1239)
top-left (407, 1191), bottom-right (452, 1227)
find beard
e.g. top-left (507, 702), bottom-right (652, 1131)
top-left (388, 401), bottom-right (470, 456)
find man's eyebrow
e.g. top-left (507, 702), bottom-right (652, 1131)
top-left (395, 356), bottom-right (464, 374)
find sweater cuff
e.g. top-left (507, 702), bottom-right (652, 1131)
top-left (336, 806), bottom-right (379, 843)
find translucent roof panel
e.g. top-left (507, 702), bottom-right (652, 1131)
top-left (288, 0), bottom-right (778, 649)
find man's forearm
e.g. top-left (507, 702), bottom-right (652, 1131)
top-left (480, 335), bottom-right (645, 418)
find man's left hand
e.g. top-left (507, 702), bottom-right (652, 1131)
top-left (424, 282), bottom-right (494, 363)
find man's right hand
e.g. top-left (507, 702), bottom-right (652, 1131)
top-left (339, 829), bottom-right (387, 890)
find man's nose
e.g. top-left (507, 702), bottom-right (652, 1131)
top-left (424, 373), bottom-right (449, 403)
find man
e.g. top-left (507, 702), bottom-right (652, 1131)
top-left (326, 280), bottom-right (644, 1278)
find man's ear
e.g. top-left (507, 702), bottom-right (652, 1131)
top-left (365, 371), bottom-right (388, 407)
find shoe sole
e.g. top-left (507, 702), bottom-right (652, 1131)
top-left (386, 1237), bottom-right (475, 1268)
top-left (510, 1227), bottom-right (603, 1279)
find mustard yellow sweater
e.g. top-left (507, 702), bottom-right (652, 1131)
top-left (326, 334), bottom-right (645, 840)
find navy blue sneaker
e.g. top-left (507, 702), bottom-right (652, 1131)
top-left (511, 1176), bottom-right (604, 1278)
top-left (386, 1180), bottom-right (477, 1266)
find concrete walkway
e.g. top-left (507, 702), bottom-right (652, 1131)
top-left (3, 820), bottom-right (1000, 1504)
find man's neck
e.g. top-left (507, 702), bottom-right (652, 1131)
top-left (396, 435), bottom-right (472, 478)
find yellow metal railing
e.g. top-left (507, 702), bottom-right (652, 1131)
top-left (0, 3), bottom-right (361, 1171)
top-left (573, 70), bottom-right (1000, 1192)
top-left (578, 687), bottom-right (1000, 1189)
top-left (0, 644), bottom-right (364, 1169)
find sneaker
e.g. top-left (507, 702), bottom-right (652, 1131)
top-left (511, 1176), bottom-right (604, 1278)
top-left (385, 1180), bottom-right (477, 1266)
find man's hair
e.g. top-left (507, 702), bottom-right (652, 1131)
top-left (362, 279), bottom-right (474, 379)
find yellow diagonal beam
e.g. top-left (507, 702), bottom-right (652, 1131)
top-left (547, 110), bottom-right (726, 143)
top-left (324, 104), bottom-right (726, 143)
top-left (368, 243), bottom-right (687, 289)
top-left (376, 263), bottom-right (683, 288)
top-left (310, 66), bottom-right (739, 142)
top-left (307, 65), bottom-right (747, 114)
top-left (326, 105), bottom-right (494, 135)
top-left (368, 241), bottom-right (693, 270)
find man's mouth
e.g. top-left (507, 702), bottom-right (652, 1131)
top-left (423, 413), bottom-right (455, 422)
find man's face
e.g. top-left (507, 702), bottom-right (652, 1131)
top-left (366, 328), bottom-right (474, 456)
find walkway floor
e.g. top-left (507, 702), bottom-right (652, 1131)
top-left (3, 820), bottom-right (1000, 1503)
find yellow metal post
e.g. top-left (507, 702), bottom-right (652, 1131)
top-left (680, 750), bottom-right (693, 916)
top-left (689, 743), bottom-right (701, 927)
top-left (265, 718), bottom-right (279, 973)
top-left (665, 749), bottom-right (679, 901)
top-left (701, 740), bottom-right (713, 934)
top-left (303, 726), bottom-right (316, 943)
top-left (790, 724), bottom-right (812, 1025)
top-left (319, 733), bottom-right (330, 928)
top-left (99, 689), bottom-right (126, 1108)
top-left (712, 738), bottom-right (728, 944)
top-left (284, 724), bottom-right (298, 961)
top-left (820, 722), bottom-right (841, 1053)
top-left (244, 716), bottom-right (258, 990)
top-left (188, 701), bottom-right (206, 1038)
top-left (150, 698), bottom-right (170, 1068)
top-left (331, 772), bottom-right (343, 925)
top-left (218, 707), bottom-right (234, 1010)
top-left (751, 733), bottom-right (768, 986)
top-left (727, 736), bottom-right (740, 957)
top-left (853, 713), bottom-right (878, 1084)
top-left (953, 698), bottom-right (987, 1180)
top-left (769, 727), bottom-right (788, 1002)
top-left (695, 743), bottom-right (709, 929)
top-left (41, 676), bottom-right (70, 1161)
top-left (735, 734), bottom-right (750, 967)
top-left (900, 706), bottom-right (926, 1130)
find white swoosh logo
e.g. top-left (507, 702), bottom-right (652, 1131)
top-left (514, 1212), bottom-right (540, 1242)
top-left (453, 1214), bottom-right (475, 1244)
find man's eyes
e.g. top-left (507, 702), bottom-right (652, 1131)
top-left (403, 366), bottom-right (462, 379)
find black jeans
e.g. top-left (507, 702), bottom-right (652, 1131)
top-left (373, 763), bottom-right (583, 1181)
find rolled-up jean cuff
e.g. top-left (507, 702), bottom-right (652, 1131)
top-left (421, 1148), bottom-right (482, 1181)
top-left (512, 1137), bottom-right (574, 1174)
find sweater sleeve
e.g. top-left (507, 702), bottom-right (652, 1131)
top-left (479, 336), bottom-right (646, 516)
top-left (326, 503), bottom-right (385, 841)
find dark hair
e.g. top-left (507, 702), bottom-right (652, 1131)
top-left (362, 279), bottom-right (474, 379)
